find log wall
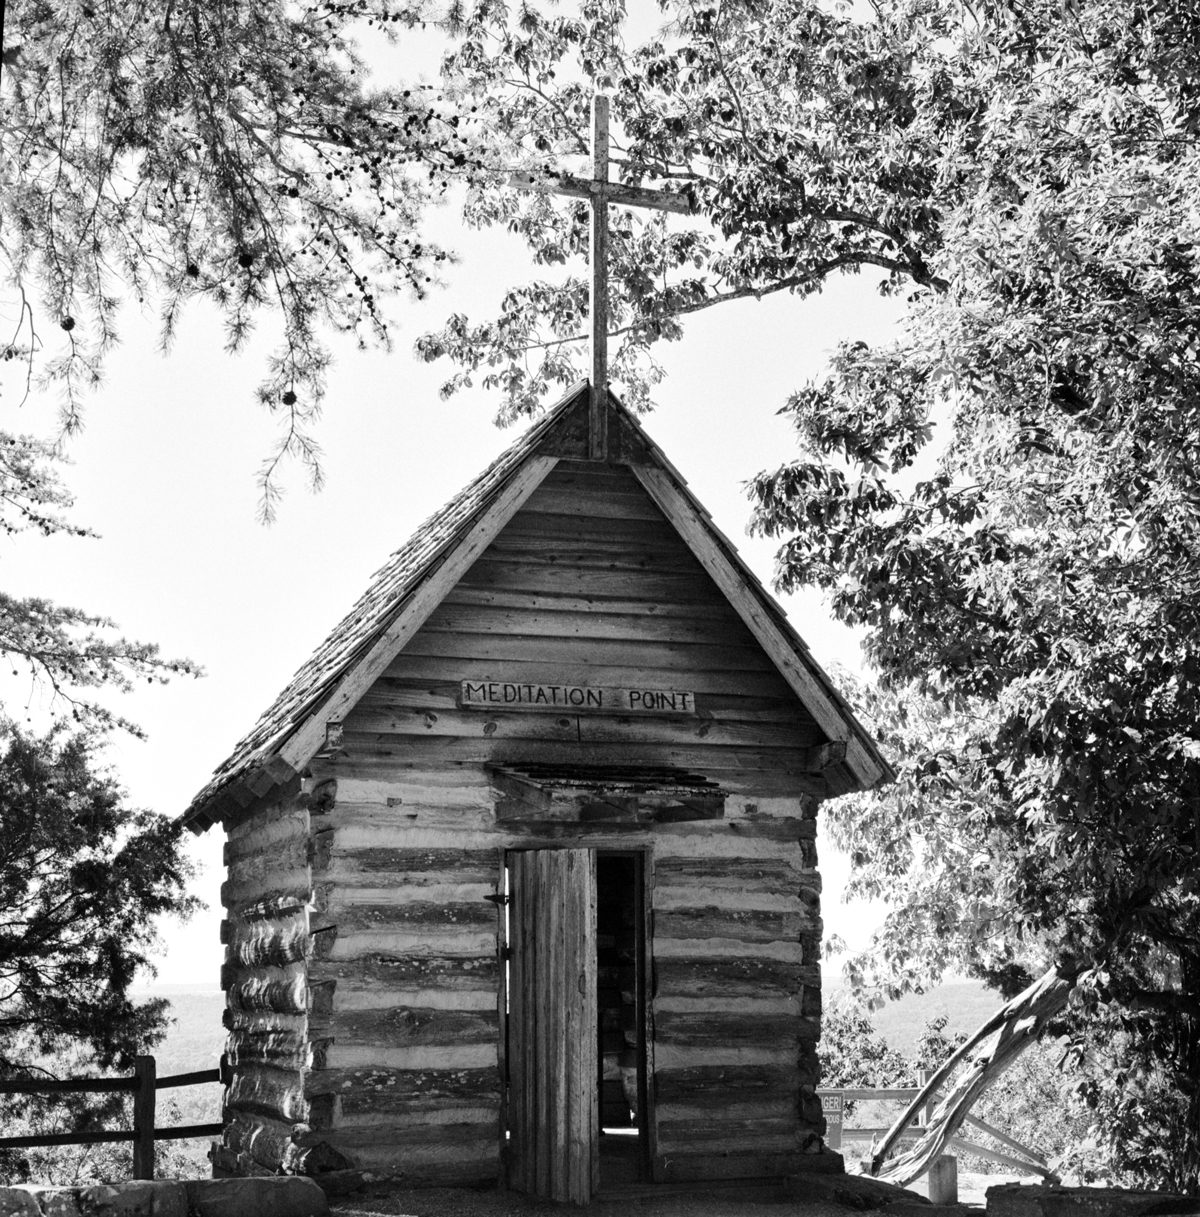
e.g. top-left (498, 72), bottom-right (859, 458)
top-left (302, 772), bottom-right (503, 1184)
top-left (215, 787), bottom-right (315, 1177)
top-left (650, 802), bottom-right (824, 1181)
top-left (294, 774), bottom-right (825, 1184)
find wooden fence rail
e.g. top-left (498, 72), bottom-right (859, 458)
top-left (818, 1075), bottom-right (1051, 1203)
top-left (0, 1054), bottom-right (225, 1179)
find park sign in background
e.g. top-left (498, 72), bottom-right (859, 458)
top-left (460, 680), bottom-right (697, 716)
top-left (821, 1092), bottom-right (844, 1150)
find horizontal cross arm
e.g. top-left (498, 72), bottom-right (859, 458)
top-left (508, 170), bottom-right (693, 216)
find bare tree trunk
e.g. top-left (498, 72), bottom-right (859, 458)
top-left (870, 965), bottom-right (1079, 1185)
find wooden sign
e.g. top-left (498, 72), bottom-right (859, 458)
top-left (821, 1092), bottom-right (844, 1150)
top-left (460, 680), bottom-right (696, 716)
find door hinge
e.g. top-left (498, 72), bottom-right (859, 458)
top-left (483, 892), bottom-right (510, 906)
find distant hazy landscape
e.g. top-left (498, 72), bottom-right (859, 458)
top-left (149, 987), bottom-right (225, 1175)
top-left (857, 981), bottom-right (1000, 1055)
top-left (136, 987), bottom-right (226, 1075)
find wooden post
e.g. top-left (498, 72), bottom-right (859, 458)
top-left (917, 1068), bottom-right (933, 1127)
top-left (917, 1068), bottom-right (958, 1204)
top-left (132, 1055), bottom-right (156, 1180)
top-left (589, 93), bottom-right (610, 462)
top-left (928, 1153), bottom-right (959, 1205)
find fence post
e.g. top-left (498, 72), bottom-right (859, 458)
top-left (917, 1068), bottom-right (958, 1204)
top-left (132, 1055), bottom-right (156, 1180)
top-left (928, 1153), bottom-right (959, 1205)
top-left (917, 1068), bottom-right (933, 1127)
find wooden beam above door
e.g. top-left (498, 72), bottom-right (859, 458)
top-left (489, 766), bottom-right (726, 826)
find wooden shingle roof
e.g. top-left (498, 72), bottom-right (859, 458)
top-left (180, 383), bottom-right (892, 831)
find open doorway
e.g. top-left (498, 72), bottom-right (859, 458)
top-left (502, 847), bottom-right (650, 1201)
top-left (596, 851), bottom-right (649, 1189)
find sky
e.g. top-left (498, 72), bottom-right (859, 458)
top-left (0, 14), bottom-right (907, 989)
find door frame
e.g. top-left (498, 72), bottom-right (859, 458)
top-left (498, 843), bottom-right (656, 1190)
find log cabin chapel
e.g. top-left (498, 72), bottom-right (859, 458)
top-left (179, 384), bottom-right (893, 1203)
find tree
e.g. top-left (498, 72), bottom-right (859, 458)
top-left (819, 1000), bottom-right (910, 1118)
top-left (719, 0), bottom-right (1199, 1190)
top-left (820, 1007), bottom-right (1087, 1175)
top-left (2, 0), bottom-right (469, 509)
top-left (1, 0), bottom-right (994, 473)
top-left (0, 725), bottom-right (197, 1181)
top-left (0, 430), bottom-right (199, 733)
top-left (0, 424), bottom-right (199, 1172)
top-left (814, 669), bottom-right (1200, 1187)
top-left (2, 11), bottom-right (221, 1131)
top-left (421, 0), bottom-right (951, 417)
top-left (1060, 1006), bottom-right (1198, 1193)
top-left (0, 727), bottom-right (195, 1068)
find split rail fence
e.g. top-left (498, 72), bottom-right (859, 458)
top-left (0, 1055), bottom-right (224, 1179)
top-left (818, 1071), bottom-right (1053, 1203)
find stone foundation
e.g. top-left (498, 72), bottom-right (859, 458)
top-left (0, 1178), bottom-right (326, 1217)
top-left (987, 1185), bottom-right (1200, 1217)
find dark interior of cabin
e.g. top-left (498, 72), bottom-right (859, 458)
top-left (502, 848), bottom-right (650, 1191)
top-left (596, 851), bottom-right (647, 1188)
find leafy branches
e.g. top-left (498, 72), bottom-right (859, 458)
top-left (9, 0), bottom-right (1200, 499)
top-left (0, 431), bottom-right (199, 734)
top-left (2, 0), bottom-right (472, 511)
top-left (425, 0), bottom-right (962, 418)
top-left (0, 726), bottom-right (197, 1074)
top-left (728, 0), bottom-right (1200, 1185)
top-left (0, 727), bottom-right (198, 1185)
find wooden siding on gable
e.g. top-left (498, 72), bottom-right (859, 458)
top-left (182, 387), bottom-right (890, 835)
top-left (341, 461), bottom-right (827, 797)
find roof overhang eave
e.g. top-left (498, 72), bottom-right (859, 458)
top-left (178, 751), bottom-right (300, 833)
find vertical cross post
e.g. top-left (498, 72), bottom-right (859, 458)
top-left (505, 94), bottom-right (690, 463)
top-left (589, 94), bottom-right (610, 462)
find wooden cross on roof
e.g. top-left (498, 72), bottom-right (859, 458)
top-left (512, 94), bottom-right (692, 461)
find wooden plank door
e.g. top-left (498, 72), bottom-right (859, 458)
top-left (507, 849), bottom-right (598, 1204)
